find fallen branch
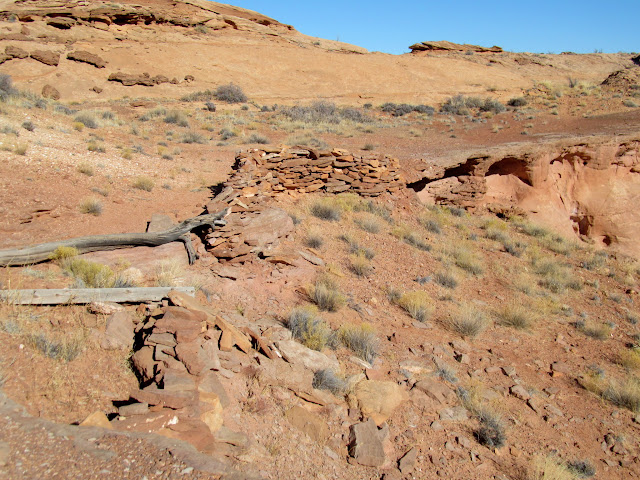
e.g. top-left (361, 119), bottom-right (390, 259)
top-left (0, 287), bottom-right (196, 305)
top-left (0, 209), bottom-right (228, 266)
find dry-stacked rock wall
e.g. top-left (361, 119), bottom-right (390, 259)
top-left (225, 146), bottom-right (404, 197)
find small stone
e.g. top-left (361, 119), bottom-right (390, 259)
top-left (439, 406), bottom-right (468, 422)
top-left (457, 435), bottom-right (473, 449)
top-left (324, 446), bottom-right (339, 461)
top-left (348, 418), bottom-right (386, 467)
top-left (398, 447), bottom-right (417, 474)
top-left (285, 406), bottom-right (328, 444)
top-left (502, 366), bottom-right (516, 377)
top-left (0, 441), bottom-right (10, 467)
top-left (118, 403), bottom-right (149, 417)
top-left (101, 311), bottom-right (134, 350)
top-left (510, 385), bottom-right (530, 401)
top-left (80, 411), bottom-right (112, 430)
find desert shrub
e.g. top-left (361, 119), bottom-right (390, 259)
top-left (246, 133), bottom-right (269, 144)
top-left (181, 131), bottom-right (207, 144)
top-left (452, 247), bottom-right (484, 275)
top-left (180, 90), bottom-right (215, 102)
top-left (513, 218), bottom-right (549, 238)
top-left (338, 323), bottom-right (378, 363)
top-left (21, 120), bottom-right (35, 131)
top-left (507, 97), bottom-right (528, 107)
top-left (623, 99), bottom-right (638, 108)
top-left (74, 112), bottom-right (98, 129)
top-left (164, 110), bottom-right (189, 127)
top-left (154, 259), bottom-right (184, 287)
top-left (59, 256), bottom-right (115, 288)
top-left (475, 409), bottom-right (506, 449)
top-left (214, 83), bottom-right (247, 103)
top-left (0, 74), bottom-right (16, 101)
top-left (353, 199), bottom-right (393, 223)
top-left (495, 304), bottom-right (534, 330)
top-left (534, 259), bottom-right (579, 293)
top-left (87, 141), bottom-right (105, 153)
top-left (304, 233), bottom-right (324, 249)
top-left (219, 127), bottom-right (237, 140)
top-left (576, 320), bottom-right (611, 340)
top-left (132, 176), bottom-right (154, 192)
top-left (78, 197), bottom-right (103, 216)
top-left (392, 226), bottom-right (431, 251)
top-left (339, 235), bottom-right (375, 260)
top-left (397, 291), bottom-right (434, 322)
top-left (566, 460), bottom-right (596, 478)
top-left (602, 377), bottom-right (640, 412)
top-left (434, 271), bottom-right (458, 289)
top-left (286, 133), bottom-right (329, 149)
top-left (308, 276), bottom-right (345, 312)
top-left (530, 455), bottom-right (575, 480)
top-left (287, 306), bottom-right (333, 350)
top-left (362, 143), bottom-right (375, 151)
top-left (421, 218), bottom-right (442, 234)
top-left (441, 95), bottom-right (505, 115)
top-left (26, 332), bottom-right (83, 362)
top-left (312, 369), bottom-right (348, 395)
top-left (380, 102), bottom-right (435, 116)
top-left (354, 216), bottom-right (382, 233)
top-left (436, 364), bottom-right (458, 383)
top-left (310, 199), bottom-right (342, 221)
top-left (350, 254), bottom-right (373, 277)
top-left (447, 304), bottom-right (489, 338)
top-left (14, 143), bottom-right (28, 155)
top-left (280, 101), bottom-right (370, 124)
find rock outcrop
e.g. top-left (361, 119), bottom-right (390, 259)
top-left (67, 50), bottom-right (107, 68)
top-left (409, 40), bottom-right (503, 54)
top-left (409, 138), bottom-right (640, 257)
top-left (108, 72), bottom-right (169, 86)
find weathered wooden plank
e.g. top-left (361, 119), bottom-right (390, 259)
top-left (0, 287), bottom-right (196, 305)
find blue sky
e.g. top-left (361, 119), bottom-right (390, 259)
top-left (228, 1), bottom-right (638, 55)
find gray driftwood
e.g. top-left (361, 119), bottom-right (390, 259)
top-left (0, 287), bottom-right (196, 305)
top-left (0, 209), bottom-right (228, 267)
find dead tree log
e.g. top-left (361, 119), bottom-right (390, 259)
top-left (0, 209), bottom-right (228, 267)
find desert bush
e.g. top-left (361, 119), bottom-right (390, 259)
top-left (353, 199), bottom-right (393, 223)
top-left (312, 369), bottom-right (348, 395)
top-left (21, 120), bottom-right (35, 131)
top-left (602, 377), bottom-right (640, 412)
top-left (421, 218), bottom-right (442, 234)
top-left (447, 304), bottom-right (489, 338)
top-left (87, 141), bottom-right (105, 153)
top-left (339, 235), bottom-right (375, 260)
top-left (219, 127), bottom-right (237, 140)
top-left (310, 199), bottom-right (342, 221)
top-left (436, 364), bottom-right (458, 383)
top-left (434, 271), bottom-right (458, 289)
top-left (280, 101), bottom-right (370, 124)
top-left (576, 320), bottom-right (611, 340)
top-left (350, 254), bottom-right (373, 277)
top-left (338, 323), bottom-right (378, 363)
top-left (534, 259), bottom-right (579, 293)
top-left (132, 176), bottom-right (154, 192)
top-left (74, 112), bottom-right (98, 129)
top-left (362, 143), bottom-right (375, 151)
top-left (286, 133), bottom-right (328, 149)
top-left (287, 306), bottom-right (333, 350)
top-left (180, 90), bottom-right (215, 102)
top-left (354, 216), bottom-right (382, 233)
top-left (566, 460), bottom-right (596, 478)
top-left (0, 74), bottom-right (16, 101)
top-left (164, 110), bottom-right (189, 127)
top-left (57, 255), bottom-right (115, 288)
top-left (452, 247), bottom-right (484, 275)
top-left (495, 304), bottom-right (534, 330)
top-left (154, 259), bottom-right (184, 287)
top-left (304, 233), bottom-right (324, 249)
top-left (441, 95), bottom-right (505, 115)
top-left (14, 143), bottom-right (28, 155)
top-left (392, 226), bottom-right (431, 251)
top-left (623, 99), bottom-right (638, 108)
top-left (26, 332), bottom-right (83, 362)
top-left (308, 275), bottom-right (345, 312)
top-left (380, 102), bottom-right (435, 116)
top-left (215, 83), bottom-right (247, 103)
top-left (530, 455), bottom-right (575, 480)
top-left (475, 408), bottom-right (506, 449)
top-left (507, 97), bottom-right (528, 107)
top-left (397, 291), bottom-right (434, 322)
top-left (513, 218), bottom-right (550, 238)
top-left (78, 197), bottom-right (103, 216)
top-left (181, 131), bottom-right (207, 144)
top-left (246, 133), bottom-right (269, 144)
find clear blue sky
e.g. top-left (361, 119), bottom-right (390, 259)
top-left (227, 1), bottom-right (638, 55)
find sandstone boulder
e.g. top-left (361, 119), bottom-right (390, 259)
top-left (80, 411), bottom-right (112, 429)
top-left (30, 50), bottom-right (60, 66)
top-left (101, 311), bottom-right (134, 350)
top-left (41, 84), bottom-right (60, 100)
top-left (243, 208), bottom-right (294, 248)
top-left (348, 418), bottom-right (386, 467)
top-left (285, 406), bottom-right (328, 443)
top-left (154, 307), bottom-right (204, 343)
top-left (5, 45), bottom-right (28, 59)
top-left (353, 380), bottom-right (408, 425)
top-left (276, 339), bottom-right (339, 372)
top-left (67, 50), bottom-right (107, 68)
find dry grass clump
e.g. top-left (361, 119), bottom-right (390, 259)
top-left (447, 304), bottom-right (489, 338)
top-left (534, 258), bottom-right (581, 293)
top-left (458, 384), bottom-right (506, 449)
top-left (338, 323), bottom-right (378, 363)
top-left (312, 369), bottom-right (348, 395)
top-left (308, 275), bottom-right (345, 312)
top-left (26, 331), bottom-right (84, 362)
top-left (14, 142), bottom-right (28, 155)
top-left (618, 348), bottom-right (640, 370)
top-left (396, 291), bottom-right (434, 323)
top-left (310, 198), bottom-right (342, 222)
top-left (433, 271), bottom-right (458, 289)
top-left (304, 233), bottom-right (324, 249)
top-left (391, 225), bottom-right (431, 251)
top-left (579, 373), bottom-right (640, 412)
top-left (350, 254), bottom-right (373, 277)
top-left (452, 246), bottom-right (484, 275)
top-left (287, 305), bottom-right (334, 351)
top-left (77, 162), bottom-right (94, 176)
top-left (354, 215), bottom-right (382, 234)
top-left (339, 234), bottom-right (375, 260)
top-left (495, 304), bottom-right (535, 330)
top-left (575, 320), bottom-right (611, 340)
top-left (154, 259), bottom-right (184, 287)
top-left (132, 176), bottom-right (154, 192)
top-left (78, 197), bottom-right (103, 216)
top-left (530, 455), bottom-right (576, 480)
top-left (215, 83), bottom-right (247, 103)
top-left (50, 247), bottom-right (134, 288)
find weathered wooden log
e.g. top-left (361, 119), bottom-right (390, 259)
top-left (0, 287), bottom-right (196, 305)
top-left (0, 209), bottom-right (229, 267)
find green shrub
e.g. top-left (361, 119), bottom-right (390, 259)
top-left (507, 97), bottom-right (528, 107)
top-left (354, 216), bottom-right (382, 234)
top-left (304, 233), bottom-right (324, 249)
top-left (441, 95), bottom-right (505, 115)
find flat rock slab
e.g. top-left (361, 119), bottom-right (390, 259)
top-left (353, 380), bottom-right (408, 425)
top-left (348, 418), bottom-right (386, 467)
top-left (285, 406), bottom-right (328, 444)
top-left (276, 340), bottom-right (339, 372)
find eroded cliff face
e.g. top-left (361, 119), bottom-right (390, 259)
top-left (411, 139), bottom-right (640, 257)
